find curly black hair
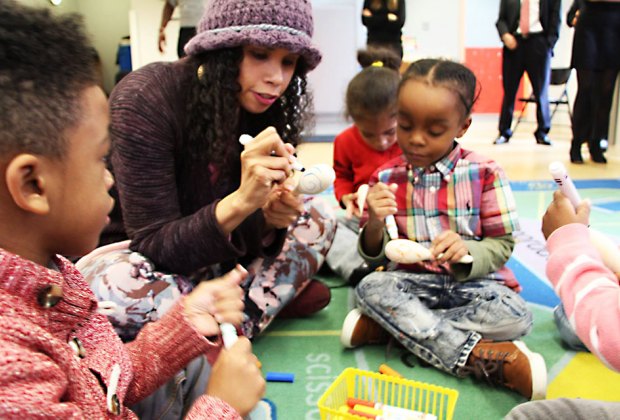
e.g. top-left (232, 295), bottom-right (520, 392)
top-left (0, 1), bottom-right (98, 159)
top-left (180, 47), bottom-right (314, 192)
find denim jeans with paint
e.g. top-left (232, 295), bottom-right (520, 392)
top-left (355, 271), bottom-right (533, 376)
top-left (553, 303), bottom-right (587, 351)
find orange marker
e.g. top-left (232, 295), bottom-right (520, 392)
top-left (379, 363), bottom-right (403, 378)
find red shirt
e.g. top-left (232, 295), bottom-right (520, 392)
top-left (333, 125), bottom-right (402, 205)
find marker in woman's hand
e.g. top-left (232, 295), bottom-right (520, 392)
top-left (239, 134), bottom-right (305, 172)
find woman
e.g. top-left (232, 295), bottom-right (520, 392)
top-left (79, 0), bottom-right (336, 416)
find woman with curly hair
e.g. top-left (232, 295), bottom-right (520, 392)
top-left (77, 1), bottom-right (336, 416)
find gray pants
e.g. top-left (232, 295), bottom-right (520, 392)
top-left (130, 356), bottom-right (210, 419)
top-left (356, 272), bottom-right (533, 374)
top-left (505, 398), bottom-right (620, 419)
top-left (324, 216), bottom-right (364, 281)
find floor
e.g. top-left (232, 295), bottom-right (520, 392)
top-left (299, 114), bottom-right (620, 182)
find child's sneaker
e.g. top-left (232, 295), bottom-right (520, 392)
top-left (460, 340), bottom-right (547, 400)
top-left (340, 308), bottom-right (390, 348)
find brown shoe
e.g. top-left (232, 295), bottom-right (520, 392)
top-left (460, 340), bottom-right (547, 400)
top-left (278, 279), bottom-right (331, 318)
top-left (340, 308), bottom-right (390, 348)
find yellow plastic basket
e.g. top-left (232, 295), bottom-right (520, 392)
top-left (317, 368), bottom-right (459, 420)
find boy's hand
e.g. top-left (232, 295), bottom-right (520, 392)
top-left (206, 337), bottom-right (265, 416)
top-left (430, 231), bottom-right (469, 264)
top-left (183, 265), bottom-right (246, 337)
top-left (366, 183), bottom-right (397, 227)
top-left (542, 190), bottom-right (590, 239)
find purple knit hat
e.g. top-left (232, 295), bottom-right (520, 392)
top-left (184, 0), bottom-right (322, 70)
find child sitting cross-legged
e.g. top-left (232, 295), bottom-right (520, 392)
top-left (340, 58), bottom-right (547, 400)
top-left (0, 2), bottom-right (263, 418)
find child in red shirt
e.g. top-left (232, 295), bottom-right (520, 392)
top-left (326, 47), bottom-right (402, 284)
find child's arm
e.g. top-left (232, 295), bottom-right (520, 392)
top-left (333, 133), bottom-right (356, 207)
top-left (543, 192), bottom-right (620, 371)
top-left (360, 182), bottom-right (397, 257)
top-left (124, 267), bottom-right (252, 405)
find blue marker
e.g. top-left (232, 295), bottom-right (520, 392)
top-left (265, 372), bottom-right (295, 383)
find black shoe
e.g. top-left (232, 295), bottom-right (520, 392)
top-left (588, 139), bottom-right (607, 164)
top-left (493, 135), bottom-right (510, 145)
top-left (569, 141), bottom-right (584, 164)
top-left (348, 262), bottom-right (374, 286)
top-left (535, 134), bottom-right (552, 146)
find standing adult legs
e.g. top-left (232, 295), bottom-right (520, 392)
top-left (570, 69), bottom-right (595, 163)
top-left (525, 37), bottom-right (552, 143)
top-left (497, 45), bottom-right (526, 141)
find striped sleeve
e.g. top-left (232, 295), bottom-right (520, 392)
top-left (546, 223), bottom-right (620, 372)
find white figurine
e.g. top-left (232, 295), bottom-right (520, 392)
top-left (385, 239), bottom-right (474, 265)
top-left (295, 164), bottom-right (335, 195)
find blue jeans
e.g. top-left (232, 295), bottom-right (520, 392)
top-left (355, 272), bottom-right (533, 376)
top-left (553, 303), bottom-right (587, 351)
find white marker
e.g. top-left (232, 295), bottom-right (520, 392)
top-left (239, 134), bottom-right (305, 172)
top-left (220, 322), bottom-right (238, 349)
top-left (385, 215), bottom-right (399, 240)
top-left (549, 161), bottom-right (581, 208)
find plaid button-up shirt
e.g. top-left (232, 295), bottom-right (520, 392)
top-left (367, 142), bottom-right (519, 276)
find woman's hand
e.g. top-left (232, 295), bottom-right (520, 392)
top-left (262, 178), bottom-right (304, 230)
top-left (183, 265), bottom-right (246, 337)
top-left (216, 127), bottom-right (297, 235)
top-left (429, 231), bottom-right (469, 264)
top-left (237, 127), bottom-right (295, 211)
top-left (206, 337), bottom-right (265, 416)
top-left (542, 190), bottom-right (590, 239)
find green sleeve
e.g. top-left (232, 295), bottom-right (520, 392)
top-left (357, 226), bottom-right (390, 268)
top-left (451, 234), bottom-right (515, 281)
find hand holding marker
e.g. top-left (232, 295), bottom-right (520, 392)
top-left (549, 161), bottom-right (620, 277)
top-left (239, 134), bottom-right (335, 195)
top-left (239, 133), bottom-right (304, 172)
top-left (379, 183), bottom-right (473, 265)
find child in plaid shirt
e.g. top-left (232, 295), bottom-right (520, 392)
top-left (341, 59), bottom-right (547, 401)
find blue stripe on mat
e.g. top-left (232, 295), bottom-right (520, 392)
top-left (510, 179), bottom-right (620, 191)
top-left (506, 257), bottom-right (560, 308)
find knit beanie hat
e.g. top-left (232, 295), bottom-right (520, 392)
top-left (184, 0), bottom-right (321, 70)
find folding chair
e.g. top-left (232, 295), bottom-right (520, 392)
top-left (512, 68), bottom-right (573, 132)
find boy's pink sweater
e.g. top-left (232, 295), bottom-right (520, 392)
top-left (546, 223), bottom-right (620, 371)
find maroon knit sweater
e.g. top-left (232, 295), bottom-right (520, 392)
top-left (106, 58), bottom-right (285, 276)
top-left (0, 248), bottom-right (241, 419)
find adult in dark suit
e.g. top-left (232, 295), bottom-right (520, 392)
top-left (494, 0), bottom-right (561, 146)
top-left (568, 0), bottom-right (620, 164)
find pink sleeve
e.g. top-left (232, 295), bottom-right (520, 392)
top-left (185, 395), bottom-right (242, 420)
top-left (546, 223), bottom-right (620, 371)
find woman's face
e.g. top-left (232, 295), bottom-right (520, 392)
top-left (237, 45), bottom-right (300, 114)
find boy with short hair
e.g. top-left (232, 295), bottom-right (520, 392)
top-left (0, 2), bottom-right (263, 417)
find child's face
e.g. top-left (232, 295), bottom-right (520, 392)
top-left (355, 110), bottom-right (398, 152)
top-left (396, 79), bottom-right (471, 168)
top-left (237, 45), bottom-right (300, 114)
top-left (47, 86), bottom-right (114, 257)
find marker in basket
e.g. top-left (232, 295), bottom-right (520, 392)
top-left (239, 134), bottom-right (305, 172)
top-left (346, 398), bottom-right (437, 420)
top-left (378, 363), bottom-right (403, 378)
